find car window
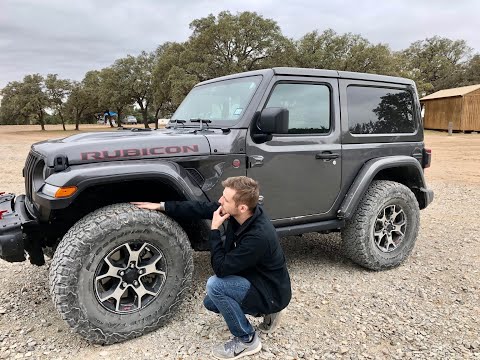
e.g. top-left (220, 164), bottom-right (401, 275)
top-left (265, 83), bottom-right (330, 134)
top-left (347, 86), bottom-right (416, 134)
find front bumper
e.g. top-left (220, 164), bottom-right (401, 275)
top-left (0, 194), bottom-right (36, 262)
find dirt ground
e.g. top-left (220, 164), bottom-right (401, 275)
top-left (0, 125), bottom-right (479, 359)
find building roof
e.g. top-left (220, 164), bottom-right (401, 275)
top-left (420, 84), bottom-right (480, 101)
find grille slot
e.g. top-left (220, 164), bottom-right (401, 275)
top-left (24, 152), bottom-right (40, 201)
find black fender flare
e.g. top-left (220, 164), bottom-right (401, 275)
top-left (33, 160), bottom-right (209, 210)
top-left (337, 156), bottom-right (434, 220)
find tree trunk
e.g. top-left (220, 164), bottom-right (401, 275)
top-left (142, 108), bottom-right (149, 129)
top-left (136, 99), bottom-right (150, 129)
top-left (59, 111), bottom-right (66, 131)
top-left (38, 111), bottom-right (45, 131)
top-left (116, 108), bottom-right (123, 128)
top-left (155, 107), bottom-right (161, 130)
top-left (75, 111), bottom-right (80, 131)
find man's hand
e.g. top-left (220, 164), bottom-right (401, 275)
top-left (131, 202), bottom-right (163, 211)
top-left (211, 206), bottom-right (230, 230)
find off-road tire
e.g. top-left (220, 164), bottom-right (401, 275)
top-left (49, 203), bottom-right (193, 344)
top-left (341, 180), bottom-right (420, 270)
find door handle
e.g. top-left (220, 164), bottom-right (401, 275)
top-left (315, 153), bottom-right (339, 160)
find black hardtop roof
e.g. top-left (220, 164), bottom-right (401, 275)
top-left (196, 67), bottom-right (415, 86)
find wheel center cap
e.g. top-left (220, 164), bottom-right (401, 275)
top-left (386, 223), bottom-right (394, 233)
top-left (122, 268), bottom-right (139, 284)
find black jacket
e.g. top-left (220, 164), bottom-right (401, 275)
top-left (165, 201), bottom-right (291, 315)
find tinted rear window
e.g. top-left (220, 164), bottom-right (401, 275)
top-left (347, 86), bottom-right (416, 134)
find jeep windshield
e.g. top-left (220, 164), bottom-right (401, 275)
top-left (170, 75), bottom-right (262, 127)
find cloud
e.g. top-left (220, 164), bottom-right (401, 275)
top-left (1, 0), bottom-right (479, 88)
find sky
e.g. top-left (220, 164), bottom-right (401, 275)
top-left (0, 0), bottom-right (479, 89)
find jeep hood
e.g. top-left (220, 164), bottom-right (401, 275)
top-left (32, 128), bottom-right (211, 167)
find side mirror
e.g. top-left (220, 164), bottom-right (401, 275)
top-left (257, 107), bottom-right (289, 134)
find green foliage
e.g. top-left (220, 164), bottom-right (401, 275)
top-left (460, 55), bottom-right (480, 86)
top-left (65, 71), bottom-right (101, 130)
top-left (113, 51), bottom-right (156, 128)
top-left (296, 29), bottom-right (394, 75)
top-left (399, 36), bottom-right (472, 94)
top-left (186, 11), bottom-right (291, 78)
top-left (0, 74), bottom-right (49, 129)
top-left (45, 74), bottom-right (72, 130)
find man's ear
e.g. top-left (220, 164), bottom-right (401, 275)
top-left (238, 204), bottom-right (249, 213)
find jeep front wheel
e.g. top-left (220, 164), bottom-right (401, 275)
top-left (49, 203), bottom-right (193, 344)
top-left (341, 180), bottom-right (420, 270)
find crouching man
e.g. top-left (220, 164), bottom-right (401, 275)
top-left (132, 176), bottom-right (291, 359)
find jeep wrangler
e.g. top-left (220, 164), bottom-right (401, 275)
top-left (0, 67), bottom-right (433, 344)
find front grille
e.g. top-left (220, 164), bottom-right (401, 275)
top-left (24, 151), bottom-right (41, 201)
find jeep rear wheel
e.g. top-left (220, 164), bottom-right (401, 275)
top-left (49, 203), bottom-right (193, 344)
top-left (341, 180), bottom-right (420, 270)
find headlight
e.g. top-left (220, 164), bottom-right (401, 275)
top-left (41, 184), bottom-right (59, 197)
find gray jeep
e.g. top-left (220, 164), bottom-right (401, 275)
top-left (0, 67), bottom-right (433, 344)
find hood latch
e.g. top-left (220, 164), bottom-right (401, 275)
top-left (54, 155), bottom-right (69, 172)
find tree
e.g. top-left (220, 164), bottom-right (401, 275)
top-left (185, 11), bottom-right (291, 80)
top-left (65, 71), bottom-right (100, 130)
top-left (0, 81), bottom-right (30, 125)
top-left (23, 74), bottom-right (49, 130)
top-left (0, 75), bottom-right (49, 129)
top-left (99, 65), bottom-right (133, 128)
top-left (115, 52), bottom-right (156, 128)
top-left (460, 54), bottom-right (480, 86)
top-left (296, 29), bottom-right (395, 75)
top-left (152, 42), bottom-right (196, 127)
top-left (400, 36), bottom-right (472, 94)
top-left (45, 74), bottom-right (72, 131)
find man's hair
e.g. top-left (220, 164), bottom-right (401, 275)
top-left (221, 176), bottom-right (259, 210)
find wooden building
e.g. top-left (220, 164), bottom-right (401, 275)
top-left (420, 84), bottom-right (480, 131)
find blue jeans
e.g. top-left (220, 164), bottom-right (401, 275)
top-left (203, 275), bottom-right (255, 341)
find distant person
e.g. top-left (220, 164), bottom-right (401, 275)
top-left (132, 176), bottom-right (292, 359)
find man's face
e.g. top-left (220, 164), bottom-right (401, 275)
top-left (218, 187), bottom-right (247, 216)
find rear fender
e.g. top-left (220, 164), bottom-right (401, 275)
top-left (338, 156), bottom-right (433, 220)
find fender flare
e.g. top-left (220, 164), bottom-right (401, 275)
top-left (337, 156), bottom-right (432, 220)
top-left (33, 160), bottom-right (208, 210)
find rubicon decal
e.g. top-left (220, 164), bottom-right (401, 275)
top-left (81, 145), bottom-right (199, 160)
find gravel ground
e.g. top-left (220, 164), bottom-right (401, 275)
top-left (0, 125), bottom-right (479, 359)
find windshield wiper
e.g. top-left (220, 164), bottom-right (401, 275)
top-left (190, 118), bottom-right (211, 131)
top-left (167, 119), bottom-right (186, 129)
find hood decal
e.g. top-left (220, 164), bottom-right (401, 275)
top-left (81, 145), bottom-right (200, 161)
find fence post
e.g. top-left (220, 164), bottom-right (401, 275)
top-left (448, 121), bottom-right (453, 136)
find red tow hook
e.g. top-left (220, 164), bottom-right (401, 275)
top-left (0, 192), bottom-right (5, 196)
top-left (0, 210), bottom-right (8, 220)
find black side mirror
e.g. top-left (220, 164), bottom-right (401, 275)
top-left (257, 107), bottom-right (289, 134)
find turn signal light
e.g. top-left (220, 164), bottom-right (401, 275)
top-left (55, 186), bottom-right (78, 198)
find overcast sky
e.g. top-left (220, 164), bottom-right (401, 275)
top-left (1, 0), bottom-right (478, 89)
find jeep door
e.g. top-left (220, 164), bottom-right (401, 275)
top-left (246, 76), bottom-right (342, 223)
